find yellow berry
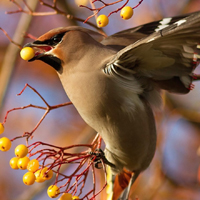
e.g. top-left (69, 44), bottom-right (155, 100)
top-left (41, 167), bottom-right (53, 180)
top-left (75, 0), bottom-right (88, 6)
top-left (72, 196), bottom-right (79, 200)
top-left (17, 156), bottom-right (30, 170)
top-left (120, 6), bottom-right (133, 20)
top-left (27, 159), bottom-right (39, 172)
top-left (20, 47), bottom-right (35, 61)
top-left (0, 137), bottom-right (12, 151)
top-left (10, 157), bottom-right (19, 169)
top-left (59, 193), bottom-right (72, 200)
top-left (23, 171), bottom-right (36, 185)
top-left (0, 123), bottom-right (4, 134)
top-left (15, 144), bottom-right (28, 158)
top-left (47, 185), bottom-right (60, 198)
top-left (34, 169), bottom-right (45, 183)
top-left (96, 15), bottom-right (109, 27)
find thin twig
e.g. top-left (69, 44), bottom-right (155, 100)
top-left (3, 84), bottom-right (72, 139)
top-left (7, 0), bottom-right (100, 30)
top-left (0, 28), bottom-right (22, 49)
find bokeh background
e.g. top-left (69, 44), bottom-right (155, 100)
top-left (0, 0), bottom-right (200, 200)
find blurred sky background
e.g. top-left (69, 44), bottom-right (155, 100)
top-left (0, 0), bottom-right (200, 200)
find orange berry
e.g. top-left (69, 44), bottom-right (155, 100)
top-left (15, 144), bottom-right (28, 158)
top-left (0, 123), bottom-right (4, 134)
top-left (23, 171), bottom-right (36, 185)
top-left (34, 169), bottom-right (45, 183)
top-left (47, 185), bottom-right (60, 198)
top-left (17, 156), bottom-right (30, 170)
top-left (96, 15), bottom-right (109, 27)
top-left (41, 167), bottom-right (53, 180)
top-left (10, 157), bottom-right (19, 170)
top-left (27, 159), bottom-right (39, 172)
top-left (120, 6), bottom-right (133, 20)
top-left (59, 193), bottom-right (72, 200)
top-left (0, 137), bottom-right (12, 151)
top-left (72, 196), bottom-right (79, 199)
top-left (75, 0), bottom-right (88, 6)
top-left (20, 47), bottom-right (35, 61)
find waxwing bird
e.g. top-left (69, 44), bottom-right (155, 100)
top-left (24, 11), bottom-right (200, 200)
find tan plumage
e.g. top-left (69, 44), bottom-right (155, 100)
top-left (25, 11), bottom-right (200, 199)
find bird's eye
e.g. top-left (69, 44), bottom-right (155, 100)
top-left (42, 32), bottom-right (66, 46)
top-left (52, 35), bottom-right (62, 43)
top-left (50, 33), bottom-right (65, 46)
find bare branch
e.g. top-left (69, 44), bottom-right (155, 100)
top-left (3, 84), bottom-right (72, 139)
top-left (0, 28), bottom-right (22, 49)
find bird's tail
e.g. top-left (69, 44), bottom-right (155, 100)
top-left (106, 166), bottom-right (134, 200)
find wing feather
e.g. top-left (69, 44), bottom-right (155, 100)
top-left (106, 11), bottom-right (200, 94)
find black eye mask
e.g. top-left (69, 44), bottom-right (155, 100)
top-left (33, 32), bottom-right (66, 46)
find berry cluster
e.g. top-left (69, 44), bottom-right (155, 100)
top-left (78, 0), bottom-right (144, 28)
top-left (0, 86), bottom-right (106, 200)
top-left (4, 0), bottom-right (144, 31)
top-left (96, 6), bottom-right (134, 27)
top-left (0, 125), bottom-right (59, 198)
top-left (10, 141), bottom-right (83, 199)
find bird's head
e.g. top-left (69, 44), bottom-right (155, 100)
top-left (24, 26), bottom-right (105, 73)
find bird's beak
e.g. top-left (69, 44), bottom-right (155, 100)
top-left (24, 42), bottom-right (62, 71)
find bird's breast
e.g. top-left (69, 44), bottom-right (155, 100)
top-left (58, 68), bottom-right (157, 172)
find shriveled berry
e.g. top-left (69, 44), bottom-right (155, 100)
top-left (34, 169), bottom-right (45, 183)
top-left (20, 47), bottom-right (35, 61)
top-left (23, 171), bottom-right (36, 185)
top-left (96, 15), bottom-right (109, 27)
top-left (15, 144), bottom-right (28, 158)
top-left (0, 137), bottom-right (12, 151)
top-left (27, 159), bottom-right (39, 172)
top-left (10, 157), bottom-right (19, 169)
top-left (120, 6), bottom-right (133, 20)
top-left (47, 185), bottom-right (60, 198)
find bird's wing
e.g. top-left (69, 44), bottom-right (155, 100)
top-left (105, 11), bottom-right (200, 94)
top-left (101, 12), bottom-right (191, 48)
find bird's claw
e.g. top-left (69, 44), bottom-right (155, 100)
top-left (89, 148), bottom-right (115, 169)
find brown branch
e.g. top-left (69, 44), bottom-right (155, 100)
top-left (0, 1), bottom-right (38, 113)
top-left (108, 0), bottom-right (144, 17)
top-left (3, 81), bottom-right (105, 199)
top-left (25, 134), bottom-right (105, 199)
top-left (7, 0), bottom-right (100, 30)
top-left (81, 0), bottom-right (144, 22)
top-left (3, 84), bottom-right (72, 139)
top-left (24, 33), bottom-right (37, 40)
top-left (107, 0), bottom-right (129, 17)
top-left (0, 28), bottom-right (22, 49)
top-left (15, 126), bottom-right (96, 200)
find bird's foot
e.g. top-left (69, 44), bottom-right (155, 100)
top-left (89, 148), bottom-right (115, 169)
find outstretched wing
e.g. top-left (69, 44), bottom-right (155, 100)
top-left (105, 11), bottom-right (200, 94)
top-left (101, 12), bottom-right (191, 48)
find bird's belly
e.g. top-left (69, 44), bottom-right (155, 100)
top-left (101, 106), bottom-right (157, 173)
top-left (77, 96), bottom-right (157, 173)
top-left (59, 71), bottom-right (157, 172)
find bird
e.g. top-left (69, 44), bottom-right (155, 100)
top-left (24, 11), bottom-right (200, 200)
